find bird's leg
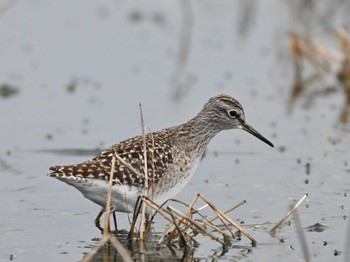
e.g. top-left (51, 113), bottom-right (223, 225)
top-left (94, 209), bottom-right (104, 232)
top-left (109, 204), bottom-right (118, 232)
top-left (112, 212), bottom-right (118, 231)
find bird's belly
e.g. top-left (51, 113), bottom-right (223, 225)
top-left (57, 178), bottom-right (142, 213)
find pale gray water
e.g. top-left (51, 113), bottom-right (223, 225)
top-left (0, 0), bottom-right (350, 261)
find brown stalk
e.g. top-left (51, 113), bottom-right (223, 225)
top-left (269, 193), bottom-right (308, 237)
top-left (167, 207), bottom-right (189, 248)
top-left (199, 217), bottom-right (232, 239)
top-left (168, 194), bottom-right (201, 240)
top-left (128, 196), bottom-right (143, 238)
top-left (80, 240), bottom-right (105, 262)
top-left (139, 102), bottom-right (148, 239)
top-left (207, 200), bottom-right (247, 224)
top-left (198, 194), bottom-right (256, 246)
top-left (167, 205), bottom-right (225, 245)
top-left (140, 197), bottom-right (198, 245)
top-left (103, 157), bottom-right (116, 238)
top-left (142, 197), bottom-right (175, 224)
top-left (114, 153), bottom-right (144, 179)
top-left (209, 210), bottom-right (236, 238)
top-left (108, 234), bottom-right (133, 261)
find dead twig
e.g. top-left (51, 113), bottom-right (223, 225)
top-left (198, 194), bottom-right (256, 246)
top-left (269, 193), bottom-right (308, 237)
top-left (103, 157), bottom-right (116, 237)
top-left (167, 205), bottom-right (225, 245)
top-left (139, 103), bottom-right (149, 239)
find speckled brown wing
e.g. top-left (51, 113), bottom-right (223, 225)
top-left (48, 132), bottom-right (175, 186)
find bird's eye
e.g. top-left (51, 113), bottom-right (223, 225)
top-left (228, 110), bottom-right (238, 118)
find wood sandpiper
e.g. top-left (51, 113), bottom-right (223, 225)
top-left (48, 94), bottom-right (274, 224)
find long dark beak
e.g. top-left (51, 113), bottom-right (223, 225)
top-left (240, 120), bottom-right (274, 147)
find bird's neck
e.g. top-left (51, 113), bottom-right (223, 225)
top-left (175, 112), bottom-right (221, 155)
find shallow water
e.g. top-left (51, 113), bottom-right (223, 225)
top-left (1, 0), bottom-right (350, 261)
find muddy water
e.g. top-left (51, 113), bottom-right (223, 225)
top-left (0, 1), bottom-right (349, 261)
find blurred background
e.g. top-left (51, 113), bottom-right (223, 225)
top-left (1, 0), bottom-right (350, 261)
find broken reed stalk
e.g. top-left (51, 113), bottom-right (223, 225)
top-left (210, 210), bottom-right (236, 239)
top-left (103, 157), bottom-right (116, 238)
top-left (207, 200), bottom-right (247, 224)
top-left (197, 194), bottom-right (256, 246)
top-left (114, 153), bottom-right (144, 179)
top-left (198, 200), bottom-right (248, 240)
top-left (81, 240), bottom-right (106, 262)
top-left (269, 193), bottom-right (308, 237)
top-left (142, 197), bottom-right (174, 222)
top-left (144, 127), bottom-right (156, 236)
top-left (141, 197), bottom-right (199, 246)
top-left (128, 196), bottom-right (143, 238)
top-left (153, 196), bottom-right (247, 245)
top-left (198, 216), bottom-right (232, 240)
top-left (337, 28), bottom-right (350, 64)
top-left (167, 194), bottom-right (201, 240)
top-left (167, 205), bottom-right (225, 245)
top-left (81, 233), bottom-right (132, 262)
top-left (167, 207), bottom-right (189, 248)
top-left (144, 197), bottom-right (199, 246)
top-left (139, 102), bottom-right (148, 239)
top-left (108, 234), bottom-right (133, 262)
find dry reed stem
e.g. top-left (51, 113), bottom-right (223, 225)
top-left (81, 240), bottom-right (105, 262)
top-left (146, 126), bottom-right (156, 199)
top-left (81, 233), bottom-right (132, 262)
top-left (167, 205), bottom-right (224, 245)
top-left (141, 197), bottom-right (200, 245)
top-left (114, 153), bottom-right (144, 179)
top-left (310, 38), bottom-right (340, 67)
top-left (142, 197), bottom-right (174, 224)
top-left (168, 207), bottom-right (189, 248)
top-left (167, 194), bottom-right (201, 240)
top-left (269, 193), bottom-right (308, 237)
top-left (207, 200), bottom-right (247, 224)
top-left (197, 194), bottom-right (256, 246)
top-left (298, 37), bottom-right (327, 74)
top-left (337, 28), bottom-right (350, 62)
top-left (139, 103), bottom-right (148, 239)
top-left (108, 234), bottom-right (133, 261)
top-left (155, 196), bottom-right (246, 245)
top-left (210, 210), bottom-right (236, 238)
top-left (199, 217), bottom-right (232, 239)
top-left (128, 196), bottom-right (143, 238)
top-left (288, 31), bottom-right (350, 93)
top-left (144, 197), bottom-right (195, 242)
top-left (288, 34), bottom-right (334, 80)
top-left (103, 157), bottom-right (116, 238)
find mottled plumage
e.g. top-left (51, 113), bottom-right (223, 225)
top-left (48, 94), bottom-right (273, 216)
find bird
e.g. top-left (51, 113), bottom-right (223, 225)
top-left (48, 94), bottom-right (274, 226)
